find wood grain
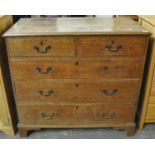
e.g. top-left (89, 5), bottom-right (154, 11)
top-left (17, 103), bottom-right (135, 125)
top-left (11, 58), bottom-right (143, 79)
top-left (6, 37), bottom-right (75, 57)
top-left (3, 17), bottom-right (150, 37)
top-left (146, 105), bottom-right (155, 120)
top-left (3, 17), bottom-right (150, 136)
top-left (14, 79), bottom-right (140, 103)
top-left (77, 36), bottom-right (147, 56)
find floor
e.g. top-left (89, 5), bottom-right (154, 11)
top-left (0, 124), bottom-right (155, 139)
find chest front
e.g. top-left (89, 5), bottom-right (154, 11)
top-left (3, 17), bottom-right (150, 137)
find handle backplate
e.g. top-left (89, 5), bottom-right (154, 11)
top-left (102, 88), bottom-right (118, 96)
top-left (98, 111), bottom-right (116, 119)
top-left (38, 112), bottom-right (56, 120)
top-left (34, 42), bottom-right (51, 53)
top-left (104, 41), bottom-right (122, 52)
top-left (38, 89), bottom-right (53, 96)
top-left (35, 66), bottom-right (52, 74)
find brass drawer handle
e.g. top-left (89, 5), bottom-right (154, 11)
top-left (98, 111), bottom-right (116, 119)
top-left (98, 111), bottom-right (105, 119)
top-left (38, 89), bottom-right (53, 96)
top-left (104, 42), bottom-right (122, 52)
top-left (33, 42), bottom-right (51, 53)
top-left (102, 88), bottom-right (118, 96)
top-left (109, 111), bottom-right (116, 119)
top-left (38, 112), bottom-right (56, 120)
top-left (35, 66), bottom-right (52, 74)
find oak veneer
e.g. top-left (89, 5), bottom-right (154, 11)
top-left (17, 103), bottom-right (135, 125)
top-left (6, 37), bottom-right (75, 57)
top-left (11, 58), bottom-right (143, 79)
top-left (15, 79), bottom-right (139, 103)
top-left (3, 17), bottom-right (150, 137)
top-left (77, 36), bottom-right (147, 56)
top-left (3, 17), bottom-right (148, 36)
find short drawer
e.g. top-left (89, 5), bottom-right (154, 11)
top-left (11, 58), bottom-right (77, 79)
top-left (6, 37), bottom-right (75, 56)
top-left (15, 79), bottom-right (139, 103)
top-left (17, 103), bottom-right (135, 125)
top-left (77, 36), bottom-right (147, 56)
top-left (11, 58), bottom-right (143, 79)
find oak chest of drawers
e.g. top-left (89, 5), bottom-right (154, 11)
top-left (3, 17), bottom-right (150, 137)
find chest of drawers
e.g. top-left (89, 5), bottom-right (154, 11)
top-left (3, 17), bottom-right (150, 137)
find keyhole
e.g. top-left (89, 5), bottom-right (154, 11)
top-left (112, 40), bottom-right (115, 44)
top-left (40, 41), bottom-right (43, 45)
top-left (75, 83), bottom-right (79, 87)
top-left (76, 106), bottom-right (79, 110)
top-left (75, 61), bottom-right (79, 66)
top-left (102, 66), bottom-right (108, 70)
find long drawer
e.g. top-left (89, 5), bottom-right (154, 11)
top-left (77, 36), bottom-right (147, 56)
top-left (15, 79), bottom-right (139, 103)
top-left (11, 58), bottom-right (143, 79)
top-left (17, 103), bottom-right (135, 125)
top-left (6, 37), bottom-right (75, 57)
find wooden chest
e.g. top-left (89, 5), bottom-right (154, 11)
top-left (139, 16), bottom-right (155, 129)
top-left (0, 15), bottom-right (16, 135)
top-left (3, 17), bottom-right (150, 136)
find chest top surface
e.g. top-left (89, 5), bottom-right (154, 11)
top-left (3, 17), bottom-right (150, 37)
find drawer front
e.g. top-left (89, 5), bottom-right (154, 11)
top-left (18, 103), bottom-right (135, 125)
top-left (11, 59), bottom-right (78, 79)
top-left (6, 37), bottom-right (75, 56)
top-left (77, 36), bottom-right (147, 56)
top-left (15, 79), bottom-right (139, 103)
top-left (11, 58), bottom-right (143, 79)
top-left (77, 58), bottom-right (143, 79)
